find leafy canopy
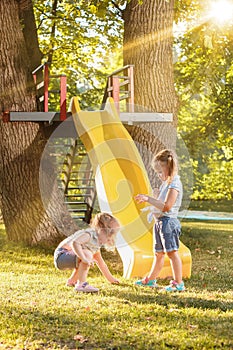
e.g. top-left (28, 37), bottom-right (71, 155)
top-left (174, 0), bottom-right (233, 199)
top-left (33, 0), bottom-right (124, 108)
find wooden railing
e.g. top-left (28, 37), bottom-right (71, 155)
top-left (32, 62), bottom-right (67, 121)
top-left (102, 65), bottom-right (134, 112)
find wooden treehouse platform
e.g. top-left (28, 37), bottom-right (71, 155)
top-left (4, 63), bottom-right (172, 125)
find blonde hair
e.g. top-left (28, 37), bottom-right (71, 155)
top-left (91, 212), bottom-right (120, 249)
top-left (151, 149), bottom-right (178, 184)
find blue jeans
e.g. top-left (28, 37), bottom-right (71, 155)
top-left (154, 217), bottom-right (181, 253)
top-left (54, 248), bottom-right (79, 270)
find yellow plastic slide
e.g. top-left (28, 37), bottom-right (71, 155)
top-left (70, 97), bottom-right (192, 279)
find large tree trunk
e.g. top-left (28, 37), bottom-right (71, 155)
top-left (0, 0), bottom-right (76, 245)
top-left (123, 0), bottom-right (178, 187)
top-left (18, 0), bottom-right (43, 72)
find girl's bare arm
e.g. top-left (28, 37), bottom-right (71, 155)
top-left (135, 188), bottom-right (178, 212)
top-left (71, 233), bottom-right (93, 265)
top-left (93, 251), bottom-right (119, 284)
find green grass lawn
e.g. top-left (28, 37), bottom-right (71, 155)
top-left (188, 199), bottom-right (233, 212)
top-left (0, 221), bottom-right (232, 350)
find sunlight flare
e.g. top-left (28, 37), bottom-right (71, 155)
top-left (209, 0), bottom-right (233, 23)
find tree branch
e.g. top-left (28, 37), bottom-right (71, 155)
top-left (111, 0), bottom-right (124, 17)
top-left (47, 0), bottom-right (58, 64)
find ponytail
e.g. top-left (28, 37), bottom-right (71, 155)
top-left (152, 149), bottom-right (178, 183)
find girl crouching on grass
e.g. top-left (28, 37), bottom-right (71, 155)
top-left (54, 212), bottom-right (120, 293)
top-left (135, 149), bottom-right (185, 292)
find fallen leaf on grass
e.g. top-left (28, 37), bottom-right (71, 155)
top-left (74, 334), bottom-right (88, 343)
top-left (145, 316), bottom-right (154, 320)
top-left (217, 249), bottom-right (222, 255)
top-left (206, 250), bottom-right (215, 255)
top-left (168, 308), bottom-right (180, 312)
top-left (188, 324), bottom-right (198, 330)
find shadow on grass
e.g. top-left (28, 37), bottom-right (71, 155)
top-left (0, 304), bottom-right (79, 349)
top-left (1, 291), bottom-right (232, 350)
top-left (108, 286), bottom-right (233, 312)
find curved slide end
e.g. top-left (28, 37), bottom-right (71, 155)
top-left (70, 97), bottom-right (192, 279)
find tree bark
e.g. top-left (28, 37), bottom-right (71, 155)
top-left (18, 0), bottom-right (43, 72)
top-left (123, 0), bottom-right (178, 187)
top-left (0, 0), bottom-right (76, 245)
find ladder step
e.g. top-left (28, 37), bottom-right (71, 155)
top-left (72, 162), bottom-right (90, 165)
top-left (68, 178), bottom-right (95, 182)
top-left (71, 170), bottom-right (93, 174)
top-left (51, 143), bottom-right (73, 147)
top-left (75, 153), bottom-right (87, 157)
top-left (50, 153), bottom-right (65, 157)
top-left (65, 201), bottom-right (87, 205)
top-left (71, 213), bottom-right (86, 216)
top-left (65, 194), bottom-right (91, 197)
top-left (68, 208), bottom-right (88, 213)
top-left (68, 172), bottom-right (93, 176)
top-left (67, 186), bottom-right (94, 190)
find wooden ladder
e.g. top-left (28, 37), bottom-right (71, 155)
top-left (59, 139), bottom-right (97, 224)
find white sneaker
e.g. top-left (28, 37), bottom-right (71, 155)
top-left (74, 282), bottom-right (99, 293)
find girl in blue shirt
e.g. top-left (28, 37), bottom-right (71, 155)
top-left (135, 149), bottom-right (185, 292)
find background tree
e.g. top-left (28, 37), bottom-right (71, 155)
top-left (174, 0), bottom-right (233, 199)
top-left (0, 0), bottom-right (77, 245)
top-left (122, 0), bottom-right (178, 186)
top-left (0, 0), bottom-right (124, 245)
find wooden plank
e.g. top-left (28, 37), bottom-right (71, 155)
top-left (60, 75), bottom-right (67, 121)
top-left (9, 112), bottom-right (60, 122)
top-left (9, 111), bottom-right (173, 124)
top-left (120, 112), bottom-right (173, 124)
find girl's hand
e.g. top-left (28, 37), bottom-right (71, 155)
top-left (134, 194), bottom-right (149, 203)
top-left (110, 278), bottom-right (120, 284)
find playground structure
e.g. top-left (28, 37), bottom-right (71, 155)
top-left (5, 62), bottom-right (192, 279)
top-left (70, 96), bottom-right (192, 278)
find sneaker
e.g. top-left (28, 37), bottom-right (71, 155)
top-left (74, 282), bottom-right (99, 293)
top-left (135, 277), bottom-right (158, 288)
top-left (164, 280), bottom-right (185, 292)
